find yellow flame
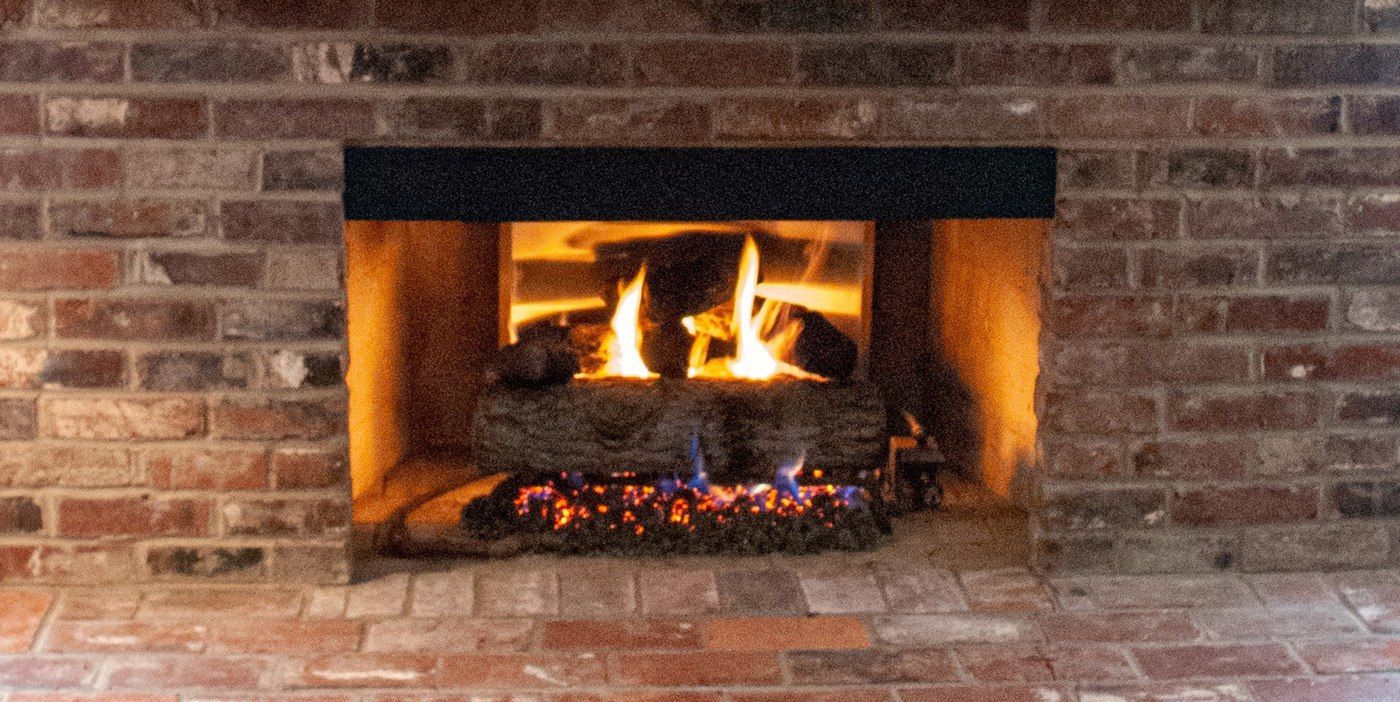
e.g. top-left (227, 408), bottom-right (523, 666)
top-left (726, 237), bottom-right (783, 379)
top-left (597, 267), bottom-right (655, 378)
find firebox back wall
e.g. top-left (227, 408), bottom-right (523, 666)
top-left (2, 0), bottom-right (1398, 582)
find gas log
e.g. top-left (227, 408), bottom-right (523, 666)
top-left (471, 378), bottom-right (887, 482)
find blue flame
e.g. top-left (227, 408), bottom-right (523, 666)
top-left (836, 485), bottom-right (864, 507)
top-left (656, 474), bottom-right (682, 497)
top-left (774, 452), bottom-right (804, 499)
top-left (563, 471), bottom-right (585, 489)
top-left (685, 433), bottom-right (711, 493)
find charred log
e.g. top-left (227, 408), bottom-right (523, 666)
top-left (791, 308), bottom-right (859, 380)
top-left (496, 324), bottom-right (579, 388)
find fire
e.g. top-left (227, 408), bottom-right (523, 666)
top-left (727, 237), bottom-right (782, 379)
top-left (593, 266), bottom-right (655, 379)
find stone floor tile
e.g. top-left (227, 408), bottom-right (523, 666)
top-left (0, 591), bottom-right (53, 653)
top-left (41, 620), bottom-right (207, 653)
top-left (0, 655), bottom-right (101, 688)
top-left (798, 569), bottom-right (886, 614)
top-left (558, 570), bottom-right (635, 617)
top-left (7, 693), bottom-right (182, 702)
top-left (638, 569), bottom-right (720, 615)
top-left (364, 617), bottom-right (533, 653)
top-left (209, 618), bottom-right (362, 653)
top-left (871, 614), bottom-right (1039, 646)
top-left (283, 653), bottom-right (438, 688)
top-left (730, 691), bottom-right (895, 702)
top-left (1338, 583), bottom-right (1400, 633)
top-left (898, 685), bottom-right (1071, 702)
top-left (103, 655), bottom-right (273, 690)
top-left (1192, 605), bottom-right (1366, 639)
top-left (959, 568), bottom-right (1054, 612)
top-left (876, 567), bottom-right (967, 613)
top-left (707, 615), bottom-right (870, 650)
top-left (1249, 674), bottom-right (1400, 702)
top-left (435, 652), bottom-right (607, 688)
top-left (345, 574), bottom-right (412, 618)
top-left (408, 569), bottom-right (473, 617)
top-left (138, 587), bottom-right (302, 619)
top-left (784, 648), bottom-right (961, 685)
top-left (1295, 638), bottom-right (1400, 674)
top-left (541, 619), bottom-right (702, 650)
top-left (956, 644), bottom-right (1137, 683)
top-left (302, 585), bottom-right (349, 618)
top-left (609, 651), bottom-right (782, 686)
top-left (474, 570), bottom-right (558, 617)
top-left (1077, 682), bottom-right (1251, 701)
top-left (1052, 575), bottom-right (1257, 610)
top-left (715, 569), bottom-right (807, 615)
top-left (1245, 573), bottom-right (1339, 607)
top-left (1038, 611), bottom-right (1200, 643)
top-left (1132, 643), bottom-right (1306, 679)
top-left (51, 590), bottom-right (142, 621)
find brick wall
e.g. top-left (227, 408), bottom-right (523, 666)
top-left (0, 0), bottom-right (1396, 582)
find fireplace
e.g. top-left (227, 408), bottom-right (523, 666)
top-left (343, 146), bottom-right (1054, 557)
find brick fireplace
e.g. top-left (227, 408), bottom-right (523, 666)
top-left (2, 0), bottom-right (1399, 584)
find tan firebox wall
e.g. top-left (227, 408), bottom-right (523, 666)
top-left (932, 219), bottom-right (1045, 499)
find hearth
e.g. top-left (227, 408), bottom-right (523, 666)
top-left (343, 147), bottom-right (1054, 556)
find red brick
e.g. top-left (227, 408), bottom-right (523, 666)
top-left (1250, 676), bottom-right (1400, 702)
top-left (0, 545), bottom-right (37, 580)
top-left (1263, 148), bottom-right (1400, 187)
top-left (1039, 611), bottom-right (1199, 643)
top-left (272, 448), bottom-right (346, 489)
top-left (1050, 341), bottom-right (1250, 386)
top-left (283, 653), bottom-right (437, 688)
top-left (1187, 196), bottom-right (1342, 240)
top-left (58, 496), bottom-right (210, 538)
top-left (1176, 294), bottom-right (1331, 334)
top-left (884, 96), bottom-right (1047, 141)
top-left (611, 651), bottom-right (782, 686)
top-left (707, 616), bottom-right (870, 650)
top-left (1116, 45), bottom-right (1260, 84)
top-left (1053, 295), bottom-right (1172, 338)
top-left (1130, 437), bottom-right (1256, 479)
top-left (54, 298), bottom-right (217, 341)
top-left (1202, 0), bottom-right (1356, 34)
top-left (1296, 639), bottom-right (1400, 674)
top-left (0, 590), bottom-right (52, 652)
top-left (542, 619), bottom-right (702, 650)
top-left (374, 0), bottom-right (537, 33)
top-left (208, 397), bottom-right (347, 440)
top-left (1043, 0), bottom-right (1190, 30)
top-left (0, 203), bottom-right (38, 240)
top-left (1264, 344), bottom-right (1400, 381)
top-left (639, 41), bottom-right (792, 87)
top-left (436, 652), bottom-right (608, 688)
top-left (220, 497), bottom-right (350, 536)
top-left (1173, 485), bottom-right (1319, 526)
top-left (131, 41), bottom-right (291, 82)
top-left (221, 200), bottom-right (342, 243)
top-left (0, 248), bottom-right (117, 291)
top-left (48, 199), bottom-right (208, 239)
top-left (1169, 390), bottom-right (1317, 432)
top-left (796, 42), bottom-right (953, 87)
top-left (144, 447), bottom-right (267, 490)
top-left (1055, 198), bottom-right (1178, 241)
top-left (211, 0), bottom-right (375, 28)
top-left (544, 99), bottom-right (711, 143)
top-left (215, 99), bottom-right (377, 140)
top-left (899, 688), bottom-right (1069, 702)
top-left (211, 618), bottom-right (361, 653)
top-left (0, 41), bottom-right (124, 82)
top-left (1052, 246), bottom-right (1128, 291)
top-left (715, 98), bottom-right (878, 140)
top-left (881, 0), bottom-right (1028, 30)
top-left (104, 655), bottom-right (269, 690)
top-left (42, 620), bottom-right (206, 653)
top-left (1194, 96), bottom-right (1341, 137)
top-left (0, 95), bottom-right (37, 134)
top-left (363, 617), bottom-right (532, 652)
top-left (1134, 643), bottom-right (1305, 679)
top-left (40, 396), bottom-right (204, 440)
top-left (123, 149), bottom-right (256, 191)
top-left (0, 656), bottom-right (98, 688)
top-left (44, 96), bottom-right (207, 139)
top-left (961, 43), bottom-right (1113, 86)
top-left (958, 644), bottom-right (1136, 683)
top-left (34, 0), bottom-right (201, 28)
top-left (0, 149), bottom-right (119, 191)
top-left (131, 251), bottom-right (262, 288)
top-left (730, 693), bottom-right (891, 702)
top-left (786, 648), bottom-right (960, 684)
top-left (1347, 193), bottom-right (1400, 234)
top-left (1046, 96), bottom-right (1192, 138)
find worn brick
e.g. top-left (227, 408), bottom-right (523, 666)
top-left (1116, 45), bottom-right (1260, 84)
top-left (34, 0), bottom-right (202, 27)
top-left (365, 617), bottom-right (532, 652)
top-left (1141, 247), bottom-right (1258, 288)
top-left (1045, 390), bottom-right (1158, 434)
top-left (787, 648), bottom-right (960, 684)
top-left (1264, 344), bottom-right (1400, 381)
top-left (1278, 45), bottom-right (1400, 84)
top-left (0, 41), bottom-right (124, 82)
top-left (40, 396), bottom-right (204, 440)
top-left (872, 614), bottom-right (1039, 646)
top-left (611, 651), bottom-right (781, 686)
top-left (293, 42), bottom-right (453, 83)
top-left (1051, 341), bottom-right (1250, 387)
top-left (1131, 437), bottom-right (1256, 479)
top-left (216, 99), bottom-right (376, 140)
top-left (545, 99), bottom-right (711, 143)
top-left (1044, 0), bottom-right (1191, 30)
top-left (1046, 439), bottom-right (1124, 480)
top-left (960, 644), bottom-right (1136, 683)
top-left (1263, 147), bottom-right (1400, 186)
top-left (42, 619), bottom-right (207, 652)
top-left (130, 251), bottom-right (262, 288)
top-left (131, 41), bottom-right (291, 82)
top-left (262, 350), bottom-right (342, 389)
top-left (104, 655), bottom-right (269, 690)
top-left (221, 497), bottom-right (350, 536)
top-left (1046, 96), bottom-right (1193, 139)
top-left (559, 570), bottom-right (635, 617)
top-left (208, 396), bottom-right (346, 440)
top-left (0, 148), bottom-right (119, 191)
top-left (716, 569), bottom-right (807, 614)
top-left (0, 248), bottom-right (117, 291)
top-left (221, 299), bottom-right (344, 341)
top-left (1040, 611), bottom-right (1199, 643)
top-left (1176, 294), bottom-right (1331, 334)
top-left (640, 41), bottom-right (793, 87)
top-left (144, 447), bottom-right (267, 490)
top-left (1053, 295), bottom-right (1172, 338)
top-left (374, 0), bottom-right (537, 33)
top-left (1330, 481), bottom-right (1400, 518)
top-left (1297, 639), bottom-right (1400, 674)
top-left (1041, 487), bottom-right (1168, 531)
top-left (798, 569), bottom-right (885, 614)
top-left (1188, 196), bottom-right (1342, 239)
top-left (1269, 243), bottom-right (1400, 284)
top-left (1052, 246), bottom-right (1128, 291)
top-left (886, 96), bottom-right (1046, 141)
top-left (1347, 193), bottom-right (1400, 234)
top-left (54, 298), bottom-right (216, 341)
top-left (902, 687), bottom-right (1070, 702)
top-left (264, 249), bottom-right (342, 292)
top-left (1055, 198), bottom-right (1178, 242)
top-left (1347, 290), bottom-right (1400, 331)
top-left (1174, 485), bottom-right (1319, 526)
top-left (639, 569), bottom-right (720, 615)
top-left (1141, 149), bottom-right (1255, 189)
top-left (0, 656), bottom-right (98, 687)
top-left (262, 150), bottom-right (342, 192)
top-left (1245, 524), bottom-right (1393, 572)
top-left (136, 352), bottom-right (254, 391)
top-left (1251, 676), bottom-right (1400, 701)
top-left (0, 446), bottom-right (136, 488)
top-left (221, 200), bottom-right (341, 243)
top-left (1203, 0), bottom-right (1356, 34)
top-left (1337, 390), bottom-right (1400, 426)
top-left (49, 199), bottom-right (207, 239)
top-left (796, 43), bottom-right (953, 87)
top-left (211, 0), bottom-right (374, 28)
top-left (1057, 151), bottom-right (1136, 190)
top-left (0, 496), bottom-right (41, 534)
top-left (468, 42), bottom-right (627, 86)
top-left (45, 96), bottom-right (207, 139)
top-left (962, 43), bottom-right (1113, 86)
top-left (58, 496), bottom-right (209, 538)
top-left (1195, 96), bottom-right (1341, 137)
top-left (123, 149), bottom-right (256, 191)
top-left (0, 299), bottom-right (43, 340)
top-left (715, 98), bottom-right (878, 140)
top-left (1170, 390), bottom-right (1317, 431)
top-left (1136, 643), bottom-right (1304, 679)
top-left (147, 547), bottom-right (265, 580)
top-left (878, 568), bottom-right (967, 613)
top-left (543, 619), bottom-right (702, 649)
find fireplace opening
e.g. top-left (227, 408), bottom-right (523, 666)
top-left (341, 146), bottom-right (1055, 558)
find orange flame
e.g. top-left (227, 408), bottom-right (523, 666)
top-left (728, 237), bottom-right (784, 379)
top-left (595, 266), bottom-right (655, 379)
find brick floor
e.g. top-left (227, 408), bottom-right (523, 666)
top-left (0, 559), bottom-right (1396, 700)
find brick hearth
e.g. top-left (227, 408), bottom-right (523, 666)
top-left (1, 0), bottom-right (1399, 584)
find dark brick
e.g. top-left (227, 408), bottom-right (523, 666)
top-left (1052, 246), bottom-right (1129, 291)
top-left (50, 200), bottom-right (206, 240)
top-left (1203, 0), bottom-right (1357, 34)
top-left (545, 99), bottom-right (710, 143)
top-left (1241, 523), bottom-right (1390, 572)
top-left (0, 496), bottom-right (41, 533)
top-left (1330, 482), bottom-right (1400, 518)
top-left (796, 43), bottom-right (954, 87)
top-left (1194, 96), bottom-right (1341, 137)
top-left (131, 42), bottom-right (291, 82)
top-left (210, 0), bottom-right (374, 28)
top-left (1187, 197), bottom-right (1342, 239)
top-left (705, 0), bottom-right (872, 32)
top-left (273, 448), bottom-right (346, 489)
top-left (1041, 487), bottom-right (1168, 531)
top-left (487, 100), bottom-right (543, 140)
top-left (133, 252), bottom-right (262, 288)
top-left (1140, 247), bottom-right (1258, 288)
top-left (885, 96), bottom-right (1046, 141)
top-left (44, 96), bottom-right (207, 139)
top-left (1044, 390), bottom-right (1159, 434)
top-left (54, 299), bottom-right (216, 341)
top-left (1174, 485), bottom-right (1319, 526)
top-left (1050, 341), bottom-right (1250, 386)
top-left (374, 0), bottom-right (537, 33)
top-left (0, 203), bottom-right (39, 239)
top-left (1055, 198), bottom-right (1178, 241)
top-left (1366, 1), bottom-right (1400, 33)
top-left (1263, 148), bottom-right (1400, 187)
top-left (147, 546), bottom-right (266, 579)
top-left (1264, 344), bottom-right (1400, 381)
top-left (381, 98), bottom-right (487, 141)
top-left (1057, 151), bottom-right (1136, 190)
top-left (221, 498), bottom-right (350, 536)
top-left (961, 43), bottom-right (1114, 86)
top-left (1043, 0), bottom-right (1192, 30)
top-left (880, 0), bottom-right (1028, 30)
top-left (1337, 391), bottom-right (1400, 426)
top-left (34, 0), bottom-right (202, 28)
top-left (1046, 96), bottom-right (1192, 138)
top-left (208, 397), bottom-right (347, 440)
top-left (715, 98), bottom-right (877, 141)
top-left (716, 569), bottom-right (806, 614)
top-left (1053, 295), bottom-right (1172, 338)
top-left (1276, 45), bottom-right (1400, 86)
top-left (1347, 193), bottom-right (1400, 234)
top-left (468, 43), bottom-right (627, 86)
top-left (1350, 95), bottom-right (1400, 135)
top-left (1141, 150), bottom-right (1254, 188)
top-left (220, 299), bottom-right (345, 341)
top-left (1116, 45), bottom-right (1260, 84)
top-left (1267, 244), bottom-right (1400, 284)
top-left (0, 95), bottom-right (37, 135)
top-left (1035, 534), bottom-right (1118, 573)
top-left (0, 397), bottom-right (35, 439)
top-left (37, 350), bottom-right (125, 389)
top-left (1170, 390), bottom-right (1318, 431)
top-left (221, 200), bottom-right (342, 244)
top-left (1176, 294), bottom-right (1331, 334)
top-left (638, 41), bottom-right (793, 87)
top-left (1131, 438), bottom-right (1256, 479)
top-left (215, 99), bottom-right (376, 140)
top-left (296, 43), bottom-right (454, 84)
top-left (0, 41), bottom-right (124, 82)
top-left (262, 151), bottom-right (342, 192)
top-left (137, 352), bottom-right (254, 391)
top-left (536, 0), bottom-right (709, 32)
top-left (1046, 439), bottom-right (1124, 479)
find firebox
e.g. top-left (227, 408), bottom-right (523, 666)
top-left (343, 147), bottom-right (1055, 557)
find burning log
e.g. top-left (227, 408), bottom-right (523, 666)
top-left (496, 324), bottom-right (579, 388)
top-left (790, 307), bottom-right (859, 380)
top-left (471, 378), bottom-right (887, 483)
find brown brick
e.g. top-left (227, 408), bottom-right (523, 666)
top-left (209, 396), bottom-right (347, 440)
top-left (104, 654), bottom-right (269, 689)
top-left (59, 495), bottom-right (209, 538)
top-left (1052, 246), bottom-right (1128, 291)
top-left (144, 447), bottom-right (267, 490)
top-left (0, 496), bottom-right (41, 533)
top-left (0, 398), bottom-right (35, 439)
top-left (136, 352), bottom-right (254, 391)
top-left (221, 498), bottom-right (350, 536)
top-left (129, 251), bottom-right (262, 288)
top-left (796, 43), bottom-right (953, 87)
top-left (545, 99), bottom-right (711, 143)
top-left (1053, 295), bottom-right (1172, 338)
top-left (272, 448), bottom-right (345, 489)
top-left (1264, 344), bottom-right (1400, 381)
top-left (1346, 193), bottom-right (1400, 234)
top-left (1140, 247), bottom-right (1258, 288)
top-left (1263, 148), bottom-right (1400, 186)
top-left (0, 446), bottom-right (135, 487)
top-left (1268, 243), bottom-right (1400, 284)
top-left (131, 41), bottom-right (292, 82)
top-left (147, 546), bottom-right (266, 579)
top-left (1041, 487), bottom-right (1168, 531)
top-left (1116, 45), bottom-right (1260, 84)
top-left (0, 148), bottom-right (120, 191)
top-left (264, 351), bottom-right (341, 389)
top-left (220, 299), bottom-right (345, 341)
top-left (716, 569), bottom-right (806, 614)
top-left (1174, 485), bottom-right (1319, 527)
top-left (788, 648), bottom-right (959, 685)
top-left (1141, 149), bottom-right (1255, 189)
top-left (639, 41), bottom-right (792, 87)
top-left (0, 95), bottom-right (37, 134)
top-left (1176, 294), bottom-right (1331, 334)
top-left (262, 151), bottom-right (342, 192)
top-left (881, 0), bottom-right (1028, 30)
top-left (0, 248), bottom-right (118, 290)
top-left (1050, 341), bottom-right (1250, 386)
top-left (715, 98), bottom-right (878, 140)
top-left (1045, 96), bottom-right (1192, 138)
top-left (707, 616), bottom-right (870, 650)
top-left (1203, 0), bottom-right (1356, 34)
top-left (265, 249), bottom-right (341, 292)
top-left (885, 96), bottom-right (1046, 141)
top-left (1346, 290), bottom-right (1400, 331)
top-left (374, 0), bottom-right (537, 33)
top-left (1241, 523), bottom-right (1391, 571)
top-left (270, 544), bottom-right (347, 583)
top-left (0, 348), bottom-right (125, 389)
top-left (215, 99), bottom-right (376, 140)
top-left (40, 396), bottom-right (204, 440)
top-left (123, 148), bottom-right (257, 191)
top-left (961, 43), bottom-right (1113, 86)
top-left (1044, 390), bottom-right (1158, 434)
top-left (468, 42), bottom-right (627, 86)
top-left (54, 298), bottom-right (216, 341)
top-left (541, 619), bottom-right (703, 650)
top-left (49, 199), bottom-right (207, 239)
top-left (0, 41), bottom-right (124, 82)
top-left (1351, 95), bottom-right (1400, 134)
top-left (1329, 481), bottom-right (1400, 518)
top-left (1194, 96), bottom-right (1341, 137)
top-left (0, 203), bottom-right (38, 240)
top-left (1134, 643), bottom-right (1304, 679)
top-left (211, 0), bottom-right (374, 28)
top-left (380, 98), bottom-right (484, 141)
top-left (34, 0), bottom-right (202, 27)
top-left (1044, 0), bottom-right (1190, 30)
top-left (612, 651), bottom-right (782, 686)
top-left (1169, 390), bottom-right (1318, 431)
top-left (1337, 391), bottom-right (1400, 426)
top-left (1055, 199), bottom-right (1178, 241)
top-left (1045, 439), bottom-right (1124, 479)
top-left (1057, 151), bottom-right (1136, 190)
top-left (221, 200), bottom-right (342, 244)
top-left (1131, 438), bottom-right (1256, 479)
top-left (292, 43), bottom-right (454, 84)
top-left (1187, 196), bottom-right (1342, 240)
top-left (44, 96), bottom-right (207, 139)
top-left (705, 0), bottom-right (873, 32)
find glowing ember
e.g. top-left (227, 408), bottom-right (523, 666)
top-left (592, 266), bottom-right (655, 379)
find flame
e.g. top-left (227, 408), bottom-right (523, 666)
top-left (727, 237), bottom-right (782, 379)
top-left (594, 267), bottom-right (655, 379)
